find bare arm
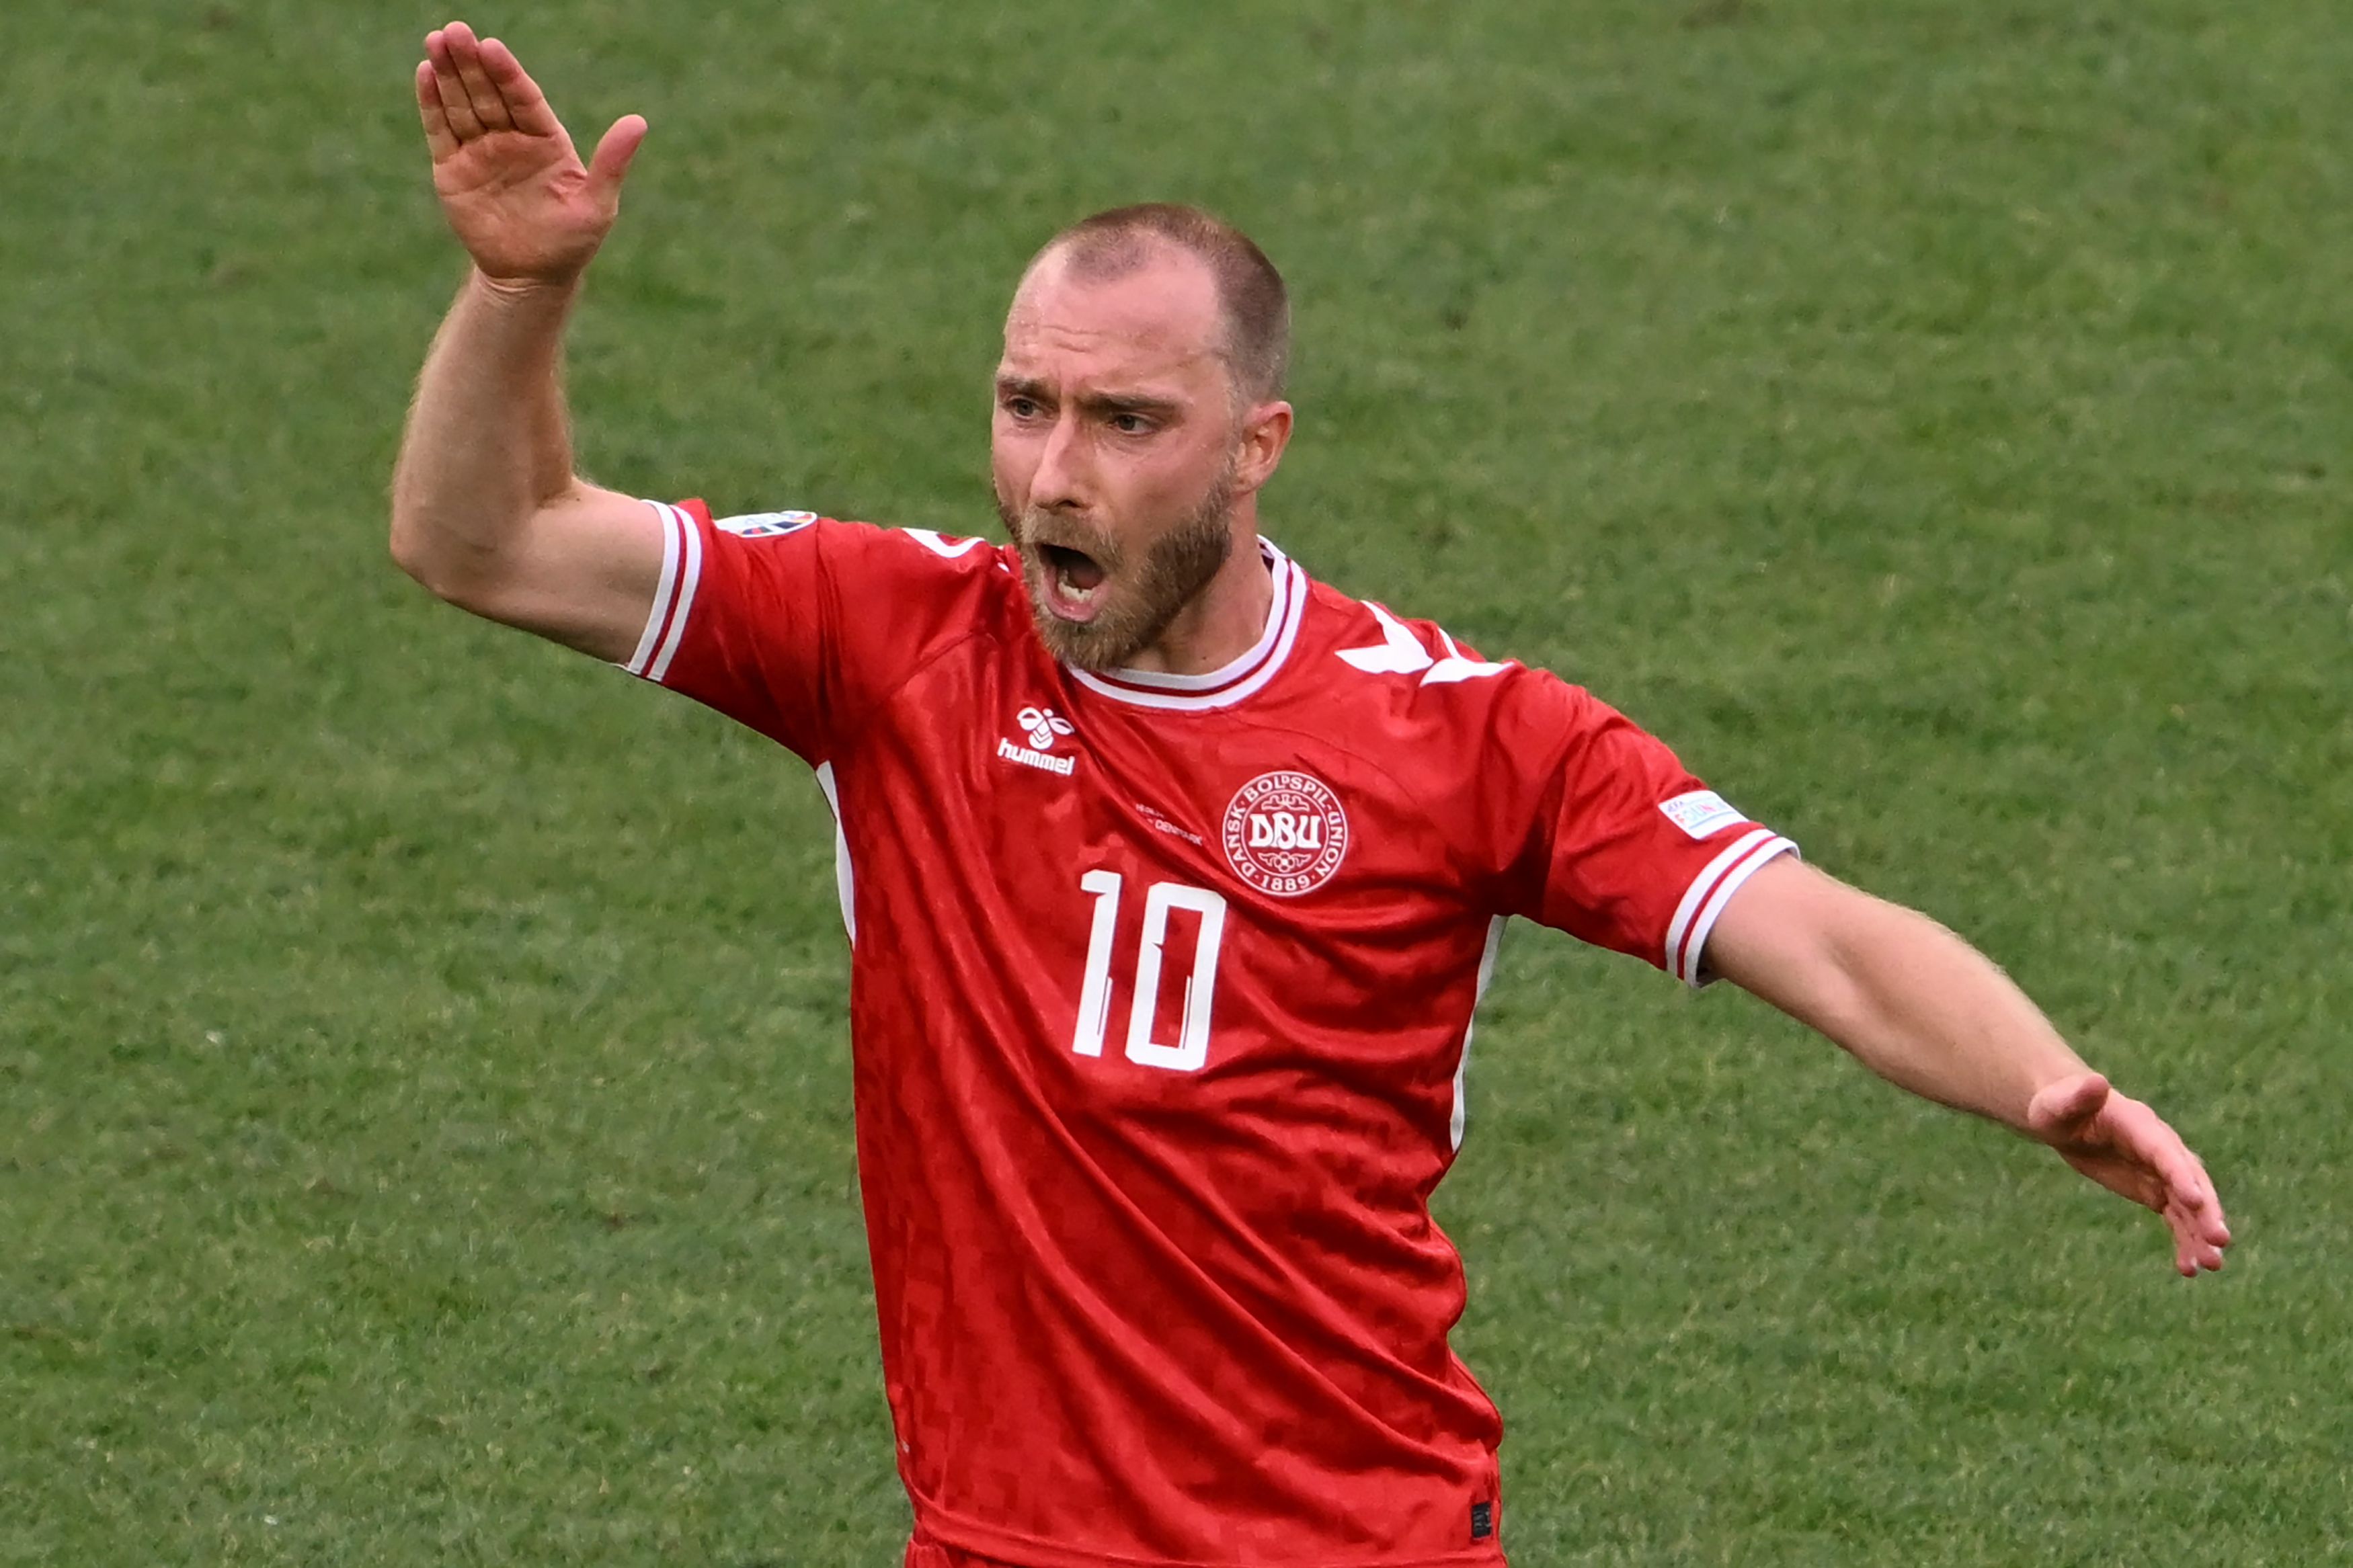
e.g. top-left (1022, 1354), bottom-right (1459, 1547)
top-left (389, 21), bottom-right (663, 662)
top-left (1706, 856), bottom-right (2231, 1276)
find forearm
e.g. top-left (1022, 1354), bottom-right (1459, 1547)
top-left (389, 270), bottom-right (584, 598)
top-left (1788, 895), bottom-right (2087, 1130)
top-left (1710, 864), bottom-right (2090, 1132)
top-left (1817, 903), bottom-right (2080, 1132)
top-left (1709, 858), bottom-right (2229, 1274)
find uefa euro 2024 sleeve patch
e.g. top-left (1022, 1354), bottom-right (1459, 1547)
top-left (1657, 789), bottom-right (1745, 839)
top-left (715, 510), bottom-right (819, 539)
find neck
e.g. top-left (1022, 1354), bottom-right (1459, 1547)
top-left (1119, 507), bottom-right (1273, 677)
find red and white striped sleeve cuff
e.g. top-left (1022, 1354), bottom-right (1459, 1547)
top-left (1663, 827), bottom-right (1799, 988)
top-left (620, 500), bottom-right (703, 682)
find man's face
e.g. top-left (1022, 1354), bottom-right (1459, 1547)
top-left (991, 246), bottom-right (1253, 671)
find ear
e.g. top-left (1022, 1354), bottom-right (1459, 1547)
top-left (1234, 400), bottom-right (1294, 494)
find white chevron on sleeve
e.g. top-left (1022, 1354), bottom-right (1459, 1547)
top-left (1422, 627), bottom-right (1511, 685)
top-left (902, 528), bottom-right (986, 558)
top-left (1338, 606), bottom-right (1509, 685)
top-left (1337, 604), bottom-right (1435, 674)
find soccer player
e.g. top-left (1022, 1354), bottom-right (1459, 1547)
top-left (395, 23), bottom-right (2231, 1567)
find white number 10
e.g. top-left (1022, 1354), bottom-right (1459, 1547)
top-left (1072, 871), bottom-right (1228, 1072)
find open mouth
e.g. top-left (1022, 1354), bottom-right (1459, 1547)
top-left (1037, 542), bottom-right (1109, 620)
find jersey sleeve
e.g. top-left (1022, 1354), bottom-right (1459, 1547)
top-left (1474, 666), bottom-right (1797, 987)
top-left (616, 497), bottom-right (999, 766)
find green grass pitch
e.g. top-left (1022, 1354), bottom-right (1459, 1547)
top-left (4, 1), bottom-right (2350, 1562)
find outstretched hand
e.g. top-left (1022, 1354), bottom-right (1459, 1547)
top-left (413, 21), bottom-right (647, 286)
top-left (2027, 1072), bottom-right (2231, 1277)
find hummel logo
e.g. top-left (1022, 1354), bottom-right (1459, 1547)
top-left (997, 737), bottom-right (1074, 776)
top-left (998, 704), bottom-right (1078, 777)
top-left (1016, 706), bottom-right (1075, 750)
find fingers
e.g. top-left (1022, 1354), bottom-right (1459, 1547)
top-left (442, 21), bottom-right (514, 132)
top-left (2165, 1195), bottom-right (2229, 1275)
top-left (2165, 1151), bottom-right (2231, 1274)
top-left (587, 115), bottom-right (651, 200)
top-left (2127, 1110), bottom-right (2229, 1276)
top-left (414, 60), bottom-right (458, 161)
top-left (2045, 1081), bottom-right (2233, 1278)
top-left (423, 28), bottom-right (485, 140)
top-left (424, 22), bottom-right (559, 145)
top-left (477, 35), bottom-right (563, 136)
top-left (2124, 1104), bottom-right (2227, 1228)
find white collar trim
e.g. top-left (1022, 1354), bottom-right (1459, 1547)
top-left (1066, 538), bottom-right (1305, 712)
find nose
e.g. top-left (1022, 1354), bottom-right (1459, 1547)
top-left (1027, 411), bottom-right (1089, 513)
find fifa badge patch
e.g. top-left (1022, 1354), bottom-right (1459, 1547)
top-left (1657, 788), bottom-right (1744, 840)
top-left (715, 509), bottom-right (818, 538)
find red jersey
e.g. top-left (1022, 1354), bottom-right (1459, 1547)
top-left (623, 499), bottom-right (1795, 1567)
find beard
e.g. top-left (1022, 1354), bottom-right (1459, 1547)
top-left (998, 457), bottom-right (1239, 672)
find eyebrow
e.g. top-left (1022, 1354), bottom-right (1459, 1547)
top-left (995, 376), bottom-right (1183, 419)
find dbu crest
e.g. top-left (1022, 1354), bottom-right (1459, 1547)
top-left (1222, 771), bottom-right (1349, 897)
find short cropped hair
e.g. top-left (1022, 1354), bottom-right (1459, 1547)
top-left (1033, 203), bottom-right (1290, 402)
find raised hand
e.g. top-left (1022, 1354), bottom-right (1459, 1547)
top-left (413, 21), bottom-right (647, 286)
top-left (2027, 1072), bottom-right (2231, 1277)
